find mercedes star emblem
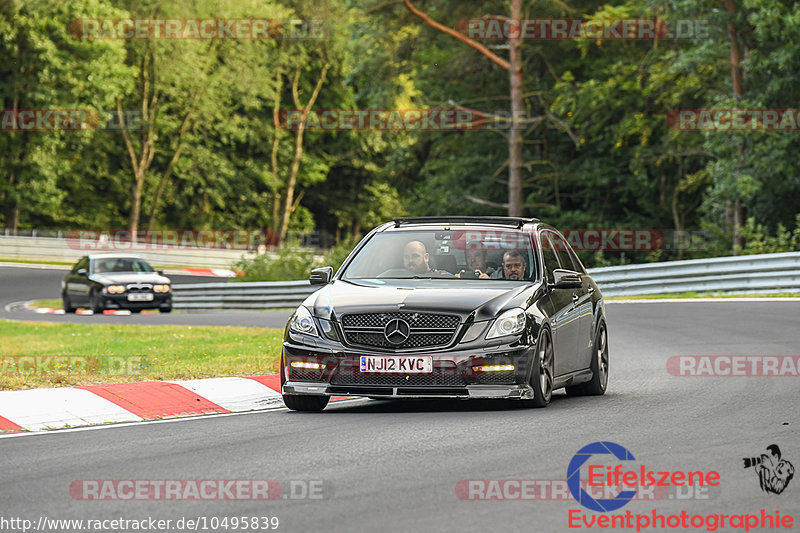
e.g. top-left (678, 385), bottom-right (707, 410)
top-left (384, 318), bottom-right (411, 345)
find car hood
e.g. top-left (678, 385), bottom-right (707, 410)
top-left (90, 273), bottom-right (170, 285)
top-left (306, 278), bottom-right (543, 322)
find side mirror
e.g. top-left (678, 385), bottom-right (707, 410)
top-left (552, 268), bottom-right (582, 289)
top-left (309, 266), bottom-right (334, 285)
top-left (157, 269), bottom-right (164, 276)
top-left (77, 268), bottom-right (88, 277)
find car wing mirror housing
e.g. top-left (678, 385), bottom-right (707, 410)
top-left (552, 268), bottom-right (582, 289)
top-left (77, 268), bottom-right (88, 277)
top-left (309, 266), bottom-right (334, 285)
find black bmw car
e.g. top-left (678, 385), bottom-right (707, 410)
top-left (61, 254), bottom-right (172, 313)
top-left (281, 216), bottom-right (608, 411)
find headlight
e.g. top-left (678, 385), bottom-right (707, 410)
top-left (105, 285), bottom-right (126, 294)
top-left (289, 306), bottom-right (319, 337)
top-left (485, 308), bottom-right (526, 339)
top-left (153, 284), bottom-right (170, 293)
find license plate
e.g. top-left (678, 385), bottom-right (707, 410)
top-left (127, 293), bottom-right (154, 301)
top-left (360, 356), bottom-right (433, 373)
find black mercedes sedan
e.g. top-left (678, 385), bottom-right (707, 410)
top-left (280, 216), bottom-right (609, 411)
top-left (61, 254), bottom-right (172, 313)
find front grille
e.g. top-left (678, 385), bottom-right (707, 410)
top-left (126, 283), bottom-right (153, 293)
top-left (341, 312), bottom-right (460, 350)
top-left (330, 374), bottom-right (466, 387)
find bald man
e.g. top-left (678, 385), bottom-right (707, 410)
top-left (403, 240), bottom-right (432, 274)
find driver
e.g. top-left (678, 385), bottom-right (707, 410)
top-left (457, 248), bottom-right (494, 279)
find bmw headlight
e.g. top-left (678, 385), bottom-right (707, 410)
top-left (485, 308), bottom-right (526, 339)
top-left (105, 285), bottom-right (126, 294)
top-left (289, 306), bottom-right (319, 337)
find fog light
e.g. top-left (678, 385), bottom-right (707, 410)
top-left (291, 361), bottom-right (321, 369)
top-left (473, 364), bottom-right (515, 372)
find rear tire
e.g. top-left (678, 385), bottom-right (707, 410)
top-left (525, 327), bottom-right (554, 408)
top-left (62, 293), bottom-right (76, 313)
top-left (565, 320), bottom-right (609, 396)
top-left (283, 394), bottom-right (329, 412)
top-left (160, 307), bottom-right (172, 314)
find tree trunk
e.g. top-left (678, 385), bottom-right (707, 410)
top-left (507, 0), bottom-right (524, 216)
top-left (725, 0), bottom-right (745, 253)
top-left (276, 64), bottom-right (329, 243)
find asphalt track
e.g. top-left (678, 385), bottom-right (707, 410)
top-left (0, 265), bottom-right (291, 328)
top-left (1, 265), bottom-right (799, 531)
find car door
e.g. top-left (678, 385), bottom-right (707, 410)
top-left (72, 256), bottom-right (92, 304)
top-left (66, 256), bottom-right (90, 304)
top-left (539, 232), bottom-right (581, 377)
top-left (549, 231), bottom-right (594, 371)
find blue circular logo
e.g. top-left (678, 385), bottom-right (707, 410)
top-left (567, 441), bottom-right (637, 512)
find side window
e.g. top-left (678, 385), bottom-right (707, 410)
top-left (549, 232), bottom-right (582, 273)
top-left (75, 257), bottom-right (89, 273)
top-left (540, 234), bottom-right (561, 284)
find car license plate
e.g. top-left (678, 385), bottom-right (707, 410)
top-left (360, 356), bottom-right (433, 373)
top-left (127, 293), bottom-right (154, 301)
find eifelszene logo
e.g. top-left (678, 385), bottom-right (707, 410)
top-left (567, 441), bottom-right (721, 512)
top-left (743, 444), bottom-right (794, 495)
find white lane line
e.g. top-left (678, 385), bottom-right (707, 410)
top-left (608, 297), bottom-right (800, 303)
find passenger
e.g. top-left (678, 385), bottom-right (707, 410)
top-left (457, 249), bottom-right (494, 279)
top-left (403, 240), bottom-right (433, 274)
top-left (492, 250), bottom-right (527, 280)
top-left (403, 240), bottom-right (452, 275)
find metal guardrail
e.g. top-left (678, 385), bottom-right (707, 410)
top-left (589, 251), bottom-right (800, 297)
top-left (0, 235), bottom-right (251, 268)
top-left (172, 280), bottom-right (318, 309)
top-left (170, 252), bottom-right (800, 309)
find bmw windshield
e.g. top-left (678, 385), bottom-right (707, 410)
top-left (341, 229), bottom-right (538, 281)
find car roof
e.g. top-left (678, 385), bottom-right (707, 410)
top-left (392, 216), bottom-right (539, 229)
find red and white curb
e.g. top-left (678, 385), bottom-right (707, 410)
top-left (0, 375), bottom-right (337, 433)
top-left (182, 267), bottom-right (240, 277)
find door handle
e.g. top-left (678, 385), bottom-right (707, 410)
top-left (572, 293), bottom-right (579, 303)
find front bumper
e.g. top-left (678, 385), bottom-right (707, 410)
top-left (281, 338), bottom-right (536, 400)
top-left (102, 293), bottom-right (172, 310)
top-left (284, 381), bottom-right (536, 399)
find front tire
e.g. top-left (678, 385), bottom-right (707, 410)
top-left (566, 320), bottom-right (609, 396)
top-left (89, 289), bottom-right (104, 314)
top-left (62, 292), bottom-right (76, 313)
top-left (283, 394), bottom-right (329, 412)
top-left (525, 327), bottom-right (554, 408)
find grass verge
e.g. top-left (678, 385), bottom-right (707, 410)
top-left (0, 319), bottom-right (283, 390)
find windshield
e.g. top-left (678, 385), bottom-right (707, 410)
top-left (93, 258), bottom-right (155, 274)
top-left (342, 229), bottom-right (538, 281)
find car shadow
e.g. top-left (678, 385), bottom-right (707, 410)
top-left (310, 392), bottom-right (575, 414)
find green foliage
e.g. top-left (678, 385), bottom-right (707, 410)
top-left (233, 246), bottom-right (317, 282)
top-left (736, 215), bottom-right (800, 255)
